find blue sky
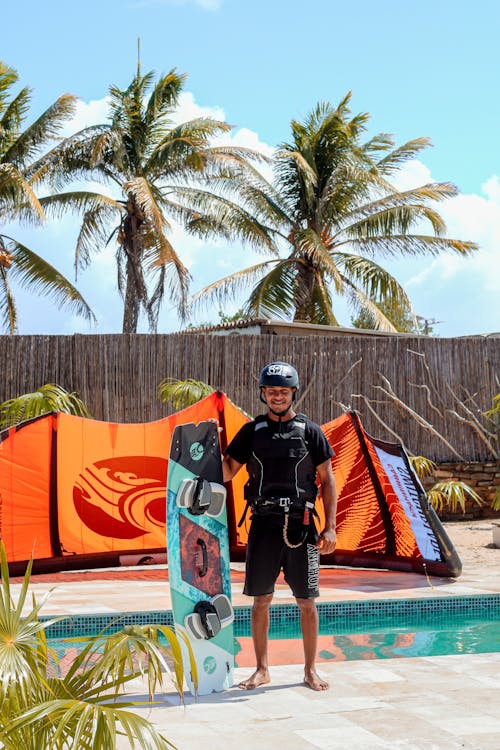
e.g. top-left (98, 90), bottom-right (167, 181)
top-left (2, 0), bottom-right (500, 336)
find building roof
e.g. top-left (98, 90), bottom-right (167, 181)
top-left (179, 318), bottom-right (500, 339)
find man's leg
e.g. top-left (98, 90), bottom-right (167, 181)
top-left (296, 597), bottom-right (329, 691)
top-left (239, 592), bottom-right (273, 689)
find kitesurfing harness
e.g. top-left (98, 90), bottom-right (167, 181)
top-left (238, 414), bottom-right (319, 548)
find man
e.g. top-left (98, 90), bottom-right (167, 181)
top-left (222, 361), bottom-right (337, 691)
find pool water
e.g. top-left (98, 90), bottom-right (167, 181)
top-left (45, 595), bottom-right (500, 668)
top-left (234, 616), bottom-right (500, 666)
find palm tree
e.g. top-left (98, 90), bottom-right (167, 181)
top-left (0, 62), bottom-right (95, 334)
top-left (0, 542), bottom-right (194, 749)
top-left (187, 94), bottom-right (477, 330)
top-left (36, 60), bottom-right (264, 333)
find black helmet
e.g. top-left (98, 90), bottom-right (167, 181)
top-left (259, 362), bottom-right (299, 389)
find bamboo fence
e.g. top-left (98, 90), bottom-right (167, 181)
top-left (0, 332), bottom-right (498, 462)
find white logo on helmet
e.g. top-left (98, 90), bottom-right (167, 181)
top-left (267, 364), bottom-right (286, 376)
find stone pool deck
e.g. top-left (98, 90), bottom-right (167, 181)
top-left (10, 521), bottom-right (500, 749)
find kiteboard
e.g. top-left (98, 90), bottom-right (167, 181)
top-left (166, 420), bottom-right (234, 695)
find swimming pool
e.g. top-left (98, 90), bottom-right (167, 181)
top-left (43, 594), bottom-right (500, 666)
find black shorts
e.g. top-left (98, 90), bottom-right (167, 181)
top-left (243, 516), bottom-right (320, 599)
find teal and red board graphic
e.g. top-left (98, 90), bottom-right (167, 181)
top-left (166, 421), bottom-right (234, 694)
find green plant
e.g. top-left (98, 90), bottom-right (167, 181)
top-left (0, 542), bottom-right (196, 749)
top-left (426, 480), bottom-right (483, 514)
top-left (158, 377), bottom-right (215, 410)
top-left (0, 383), bottom-right (91, 429)
top-left (410, 456), bottom-right (483, 514)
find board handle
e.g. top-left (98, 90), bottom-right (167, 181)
top-left (196, 538), bottom-right (208, 577)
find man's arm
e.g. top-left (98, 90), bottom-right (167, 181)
top-left (316, 458), bottom-right (337, 554)
top-left (222, 454), bottom-right (243, 483)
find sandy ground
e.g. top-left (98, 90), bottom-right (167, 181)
top-left (444, 519), bottom-right (500, 570)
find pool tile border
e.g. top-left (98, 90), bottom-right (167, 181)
top-left (41, 593), bottom-right (500, 639)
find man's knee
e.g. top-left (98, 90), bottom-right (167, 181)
top-left (253, 593), bottom-right (273, 611)
top-left (295, 596), bottom-right (317, 614)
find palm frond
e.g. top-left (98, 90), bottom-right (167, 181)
top-left (345, 280), bottom-right (399, 332)
top-left (158, 377), bottom-right (215, 410)
top-left (337, 233), bottom-right (478, 259)
top-left (4, 94), bottom-right (76, 167)
top-left (338, 182), bottom-right (459, 233)
top-left (0, 88), bottom-right (31, 153)
top-left (40, 190), bottom-right (121, 220)
top-left (0, 260), bottom-right (17, 332)
top-left (293, 228), bottom-right (344, 292)
top-left (245, 258), bottom-right (299, 319)
top-left (341, 203), bottom-right (449, 243)
top-left (144, 68), bottom-right (185, 128)
top-left (0, 163), bottom-right (45, 223)
top-left (409, 455), bottom-right (436, 479)
top-left (335, 251), bottom-right (414, 309)
top-left (169, 186), bottom-right (281, 254)
top-left (56, 196), bottom-right (121, 273)
top-left (375, 137), bottom-right (432, 175)
top-left (0, 62), bottom-right (21, 108)
top-left (143, 232), bottom-right (191, 324)
top-left (148, 117), bottom-right (231, 176)
top-left (427, 481), bottom-right (483, 514)
top-left (25, 124), bottom-right (111, 187)
top-left (7, 239), bottom-right (96, 323)
top-left (0, 539), bottom-right (189, 748)
top-left (0, 383), bottom-right (90, 428)
top-left (192, 259), bottom-right (280, 312)
top-left (296, 273), bottom-right (339, 325)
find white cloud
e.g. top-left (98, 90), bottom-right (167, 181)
top-left (396, 166), bottom-right (500, 334)
top-left (174, 92), bottom-right (226, 123)
top-left (61, 98), bottom-right (110, 136)
top-left (482, 175), bottom-right (500, 204)
top-left (390, 160), bottom-right (434, 191)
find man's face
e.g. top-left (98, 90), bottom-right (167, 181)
top-left (262, 386), bottom-right (295, 412)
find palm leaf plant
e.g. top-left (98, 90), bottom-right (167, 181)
top-left (0, 383), bottom-right (91, 429)
top-left (0, 542), bottom-right (196, 749)
top-left (0, 61), bottom-right (95, 334)
top-left (34, 60), bottom-right (267, 333)
top-left (186, 94), bottom-right (477, 329)
top-left (410, 456), bottom-right (483, 515)
top-left (158, 377), bottom-right (215, 410)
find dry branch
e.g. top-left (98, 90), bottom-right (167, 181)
top-left (408, 383), bottom-right (443, 418)
top-left (407, 348), bottom-right (448, 410)
top-left (446, 409), bottom-right (499, 458)
top-left (373, 373), bottom-right (464, 460)
top-left (351, 393), bottom-right (407, 447)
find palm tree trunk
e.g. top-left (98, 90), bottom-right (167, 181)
top-left (122, 271), bottom-right (140, 333)
top-left (122, 208), bottom-right (142, 333)
top-left (293, 260), bottom-right (316, 322)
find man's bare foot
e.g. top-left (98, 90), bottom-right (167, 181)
top-left (238, 668), bottom-right (270, 690)
top-left (304, 669), bottom-right (329, 691)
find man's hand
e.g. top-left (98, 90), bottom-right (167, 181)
top-left (318, 527), bottom-right (336, 554)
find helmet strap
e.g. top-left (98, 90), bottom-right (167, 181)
top-left (260, 387), bottom-right (296, 417)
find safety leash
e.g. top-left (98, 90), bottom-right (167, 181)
top-left (282, 499), bottom-right (315, 549)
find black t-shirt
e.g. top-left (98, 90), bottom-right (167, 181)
top-left (226, 413), bottom-right (334, 467)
